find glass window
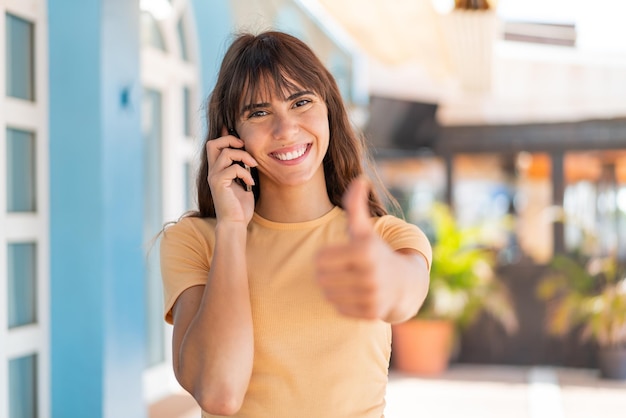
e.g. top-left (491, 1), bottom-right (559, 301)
top-left (376, 157), bottom-right (446, 225)
top-left (454, 153), bottom-right (553, 264)
top-left (140, 11), bottom-right (166, 51)
top-left (177, 18), bottom-right (188, 61)
top-left (6, 128), bottom-right (37, 212)
top-left (563, 151), bottom-right (626, 259)
top-left (6, 13), bottom-right (35, 101)
top-left (8, 242), bottom-right (37, 328)
top-left (618, 184), bottom-right (626, 262)
top-left (453, 154), bottom-right (513, 225)
top-left (328, 52), bottom-right (352, 107)
top-left (183, 86), bottom-right (191, 136)
top-left (274, 5), bottom-right (307, 43)
top-left (9, 354), bottom-right (38, 418)
top-left (184, 161), bottom-right (194, 211)
top-left (142, 89), bottom-right (165, 367)
top-left (514, 152), bottom-right (553, 264)
top-left (564, 180), bottom-right (597, 252)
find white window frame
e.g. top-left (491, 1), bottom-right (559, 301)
top-left (140, 0), bottom-right (201, 404)
top-left (0, 1), bottom-right (50, 417)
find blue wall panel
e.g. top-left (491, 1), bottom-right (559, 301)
top-left (49, 1), bottom-right (104, 416)
top-left (49, 0), bottom-right (145, 416)
top-left (100, 0), bottom-right (145, 417)
top-left (191, 0), bottom-right (235, 101)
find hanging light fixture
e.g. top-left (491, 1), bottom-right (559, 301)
top-left (435, 0), bottom-right (501, 92)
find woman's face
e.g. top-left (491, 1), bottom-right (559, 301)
top-left (234, 79), bottom-right (330, 191)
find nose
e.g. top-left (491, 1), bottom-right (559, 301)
top-left (271, 112), bottom-right (298, 142)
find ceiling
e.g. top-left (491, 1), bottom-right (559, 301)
top-left (312, 0), bottom-right (626, 125)
top-left (317, 0), bottom-right (449, 68)
top-left (314, 0), bottom-right (502, 102)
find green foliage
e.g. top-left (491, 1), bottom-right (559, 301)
top-left (537, 252), bottom-right (626, 348)
top-left (418, 203), bottom-right (518, 334)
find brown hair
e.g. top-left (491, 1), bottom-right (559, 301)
top-left (189, 30), bottom-right (392, 218)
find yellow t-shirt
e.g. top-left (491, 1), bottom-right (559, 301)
top-left (160, 206), bottom-right (432, 418)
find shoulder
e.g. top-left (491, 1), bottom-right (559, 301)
top-left (373, 214), bottom-right (419, 234)
top-left (160, 216), bottom-right (217, 324)
top-left (373, 215), bottom-right (432, 267)
top-left (161, 216), bottom-right (217, 252)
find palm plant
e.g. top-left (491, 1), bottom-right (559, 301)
top-left (537, 252), bottom-right (626, 348)
top-left (418, 202), bottom-right (518, 334)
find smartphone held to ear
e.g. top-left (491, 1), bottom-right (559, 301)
top-left (228, 128), bottom-right (252, 192)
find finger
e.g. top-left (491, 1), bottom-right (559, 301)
top-left (232, 164), bottom-right (255, 191)
top-left (315, 246), bottom-right (373, 273)
top-left (343, 176), bottom-right (373, 241)
top-left (206, 137), bottom-right (256, 167)
top-left (210, 162), bottom-right (255, 189)
top-left (321, 288), bottom-right (379, 319)
top-left (215, 147), bottom-right (257, 171)
top-left (206, 136), bottom-right (243, 165)
top-left (317, 273), bottom-right (376, 296)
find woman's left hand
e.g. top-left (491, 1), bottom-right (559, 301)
top-left (314, 177), bottom-right (429, 323)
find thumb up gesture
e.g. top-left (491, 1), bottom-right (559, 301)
top-left (315, 176), bottom-right (429, 322)
top-left (315, 177), bottom-right (401, 320)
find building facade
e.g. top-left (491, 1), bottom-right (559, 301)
top-left (5, 1), bottom-right (626, 416)
top-left (1, 1), bottom-right (363, 417)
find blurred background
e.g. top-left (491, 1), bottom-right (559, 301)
top-left (2, 0), bottom-right (626, 417)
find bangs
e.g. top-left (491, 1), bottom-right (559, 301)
top-left (223, 33), bottom-right (328, 126)
top-left (240, 70), bottom-right (303, 111)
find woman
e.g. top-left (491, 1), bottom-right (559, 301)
top-left (160, 31), bottom-right (431, 417)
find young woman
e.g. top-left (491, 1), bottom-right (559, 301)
top-left (160, 31), bottom-right (432, 417)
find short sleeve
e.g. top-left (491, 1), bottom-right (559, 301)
top-left (373, 215), bottom-right (432, 271)
top-left (160, 217), bottom-right (215, 323)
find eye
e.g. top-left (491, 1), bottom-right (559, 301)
top-left (293, 98), bottom-right (312, 108)
top-left (248, 109), bottom-right (269, 118)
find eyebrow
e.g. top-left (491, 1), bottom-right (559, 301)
top-left (240, 90), bottom-right (315, 114)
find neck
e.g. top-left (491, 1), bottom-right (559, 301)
top-left (254, 183), bottom-right (334, 223)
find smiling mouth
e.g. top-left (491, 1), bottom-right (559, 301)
top-left (270, 144), bottom-right (310, 161)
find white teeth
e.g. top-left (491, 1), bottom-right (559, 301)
top-left (273, 145), bottom-right (307, 161)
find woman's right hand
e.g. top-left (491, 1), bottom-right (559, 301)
top-left (206, 128), bottom-right (258, 224)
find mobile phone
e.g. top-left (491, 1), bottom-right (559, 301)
top-left (228, 128), bottom-right (252, 192)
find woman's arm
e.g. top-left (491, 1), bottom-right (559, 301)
top-left (171, 223), bottom-right (253, 416)
top-left (377, 248), bottom-right (430, 323)
top-left (171, 134), bottom-right (257, 415)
